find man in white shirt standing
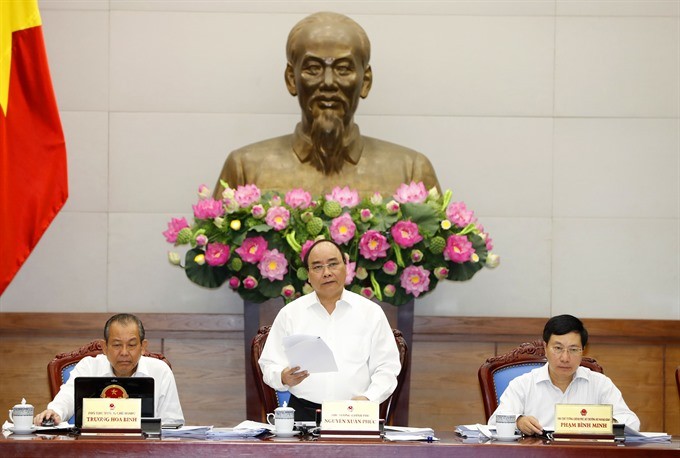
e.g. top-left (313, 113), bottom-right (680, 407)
top-left (490, 314), bottom-right (640, 433)
top-left (34, 313), bottom-right (184, 426)
top-left (258, 239), bottom-right (401, 421)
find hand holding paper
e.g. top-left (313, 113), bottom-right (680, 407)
top-left (282, 335), bottom-right (338, 373)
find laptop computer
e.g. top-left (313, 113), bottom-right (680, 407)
top-left (73, 376), bottom-right (155, 429)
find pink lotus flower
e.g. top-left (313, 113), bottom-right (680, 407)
top-left (235, 236), bottom-right (268, 263)
top-left (484, 234), bottom-right (493, 251)
top-left (326, 186), bottom-right (359, 208)
top-left (344, 260), bottom-right (356, 285)
top-left (299, 239), bottom-right (315, 262)
top-left (265, 206), bottom-right (290, 231)
top-left (285, 188), bottom-right (312, 209)
top-left (330, 213), bottom-right (356, 245)
top-left (258, 249), bottom-right (288, 281)
top-left (251, 204), bottom-right (265, 219)
top-left (355, 266), bottom-right (368, 280)
top-left (400, 265), bottom-right (431, 297)
top-left (446, 201), bottom-right (477, 228)
top-left (228, 277), bottom-right (240, 289)
top-left (393, 181), bottom-right (428, 203)
top-left (269, 195), bottom-right (282, 207)
top-left (281, 284), bottom-right (296, 298)
top-left (163, 217), bottom-right (189, 243)
top-left (197, 184), bottom-right (211, 199)
top-left (411, 249), bottom-right (423, 263)
top-left (205, 242), bottom-right (230, 266)
top-left (386, 200), bottom-right (400, 215)
top-left (192, 198), bottom-right (224, 220)
top-left (360, 208), bottom-right (373, 222)
top-left (359, 230), bottom-right (389, 260)
top-left (222, 197), bottom-right (240, 214)
top-left (390, 220), bottom-right (423, 248)
top-left (434, 266), bottom-right (449, 280)
top-left (360, 287), bottom-right (374, 299)
top-left (221, 187), bottom-right (235, 200)
top-left (383, 284), bottom-right (396, 297)
top-left (195, 234), bottom-right (208, 247)
top-left (477, 224), bottom-right (494, 251)
top-left (243, 275), bottom-right (258, 289)
top-left (382, 260), bottom-right (398, 275)
top-left (234, 184), bottom-right (261, 208)
top-left (443, 234), bottom-right (475, 263)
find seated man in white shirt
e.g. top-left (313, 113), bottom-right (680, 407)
top-left (34, 313), bottom-right (184, 426)
top-left (258, 239), bottom-right (402, 421)
top-left (490, 314), bottom-right (640, 434)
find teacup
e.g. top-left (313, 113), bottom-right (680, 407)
top-left (9, 398), bottom-right (34, 431)
top-left (266, 404), bottom-right (295, 434)
top-left (495, 413), bottom-right (517, 438)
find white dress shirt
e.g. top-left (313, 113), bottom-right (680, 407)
top-left (489, 363), bottom-right (640, 431)
top-left (48, 354), bottom-right (184, 425)
top-left (258, 289), bottom-right (401, 404)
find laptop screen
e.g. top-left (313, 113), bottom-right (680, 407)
top-left (74, 376), bottom-right (154, 428)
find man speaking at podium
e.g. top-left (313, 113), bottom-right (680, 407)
top-left (258, 240), bottom-right (401, 421)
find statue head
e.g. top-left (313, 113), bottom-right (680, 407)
top-left (285, 12), bottom-right (373, 172)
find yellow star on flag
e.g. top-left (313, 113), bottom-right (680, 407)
top-left (0, 0), bottom-right (42, 116)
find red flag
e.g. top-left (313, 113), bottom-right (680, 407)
top-left (0, 0), bottom-right (68, 295)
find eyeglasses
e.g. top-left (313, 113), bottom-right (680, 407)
top-left (310, 261), bottom-right (343, 273)
top-left (548, 345), bottom-right (583, 356)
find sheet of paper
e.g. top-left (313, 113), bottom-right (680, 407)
top-left (282, 334), bottom-right (338, 373)
top-left (384, 425), bottom-right (436, 441)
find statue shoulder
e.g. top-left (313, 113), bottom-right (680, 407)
top-left (228, 134), bottom-right (294, 161)
top-left (361, 135), bottom-right (440, 191)
top-left (362, 135), bottom-right (434, 164)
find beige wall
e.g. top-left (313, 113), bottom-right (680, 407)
top-left (0, 1), bottom-right (678, 319)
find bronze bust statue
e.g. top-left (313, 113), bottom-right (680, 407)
top-left (214, 12), bottom-right (440, 197)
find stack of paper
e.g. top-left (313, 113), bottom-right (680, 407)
top-left (384, 425), bottom-right (438, 441)
top-left (161, 425), bottom-right (268, 439)
top-left (455, 424), bottom-right (484, 439)
top-left (206, 427), bottom-right (268, 439)
top-left (624, 426), bottom-right (671, 442)
top-left (161, 426), bottom-right (212, 439)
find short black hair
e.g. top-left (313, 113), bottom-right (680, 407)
top-left (543, 314), bottom-right (588, 347)
top-left (104, 313), bottom-right (145, 342)
top-left (304, 239), bottom-right (346, 268)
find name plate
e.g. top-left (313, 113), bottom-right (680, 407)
top-left (554, 404), bottom-right (613, 436)
top-left (82, 398), bottom-right (141, 430)
top-left (321, 400), bottom-right (379, 432)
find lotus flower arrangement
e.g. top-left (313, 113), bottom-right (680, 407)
top-left (164, 181), bottom-right (499, 306)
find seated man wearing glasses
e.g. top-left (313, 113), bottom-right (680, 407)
top-left (258, 239), bottom-right (401, 421)
top-left (490, 314), bottom-right (640, 433)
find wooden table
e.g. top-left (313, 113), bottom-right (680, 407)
top-left (1, 431), bottom-right (678, 457)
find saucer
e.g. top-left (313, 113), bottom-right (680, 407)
top-left (8, 426), bottom-right (36, 435)
top-left (493, 434), bottom-right (521, 442)
top-left (273, 430), bottom-right (299, 438)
